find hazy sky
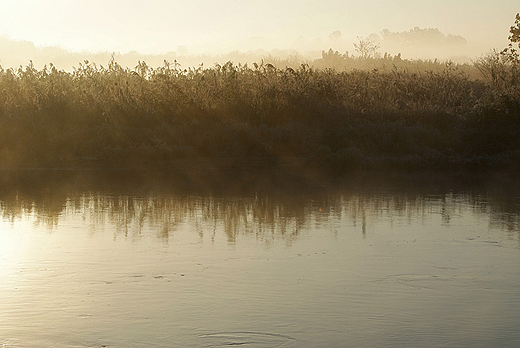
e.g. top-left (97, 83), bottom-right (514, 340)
top-left (0, 0), bottom-right (518, 55)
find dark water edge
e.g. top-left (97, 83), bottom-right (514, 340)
top-left (0, 158), bottom-right (520, 194)
top-left (0, 160), bottom-right (519, 188)
top-left (4, 152), bottom-right (520, 173)
top-left (1, 162), bottom-right (519, 204)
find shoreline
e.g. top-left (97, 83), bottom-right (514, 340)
top-left (0, 153), bottom-right (517, 171)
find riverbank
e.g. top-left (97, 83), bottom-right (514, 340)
top-left (1, 162), bottom-right (519, 194)
top-left (0, 61), bottom-right (518, 170)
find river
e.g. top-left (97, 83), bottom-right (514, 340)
top-left (1, 170), bottom-right (519, 347)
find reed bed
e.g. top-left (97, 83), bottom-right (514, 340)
top-left (0, 58), bottom-right (518, 170)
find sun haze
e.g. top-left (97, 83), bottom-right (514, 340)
top-left (0, 0), bottom-right (518, 58)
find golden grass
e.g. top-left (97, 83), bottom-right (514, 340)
top-left (0, 58), bottom-right (518, 169)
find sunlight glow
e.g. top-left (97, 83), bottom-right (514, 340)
top-left (0, 0), bottom-right (517, 56)
top-left (0, 220), bottom-right (29, 274)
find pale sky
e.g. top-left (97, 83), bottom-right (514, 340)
top-left (0, 0), bottom-right (518, 55)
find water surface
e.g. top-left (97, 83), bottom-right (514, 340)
top-left (1, 171), bottom-right (519, 347)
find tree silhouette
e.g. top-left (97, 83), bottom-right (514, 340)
top-left (509, 13), bottom-right (520, 48)
top-left (329, 31), bottom-right (342, 41)
top-left (476, 13), bottom-right (520, 87)
top-left (501, 13), bottom-right (520, 64)
top-left (353, 37), bottom-right (380, 59)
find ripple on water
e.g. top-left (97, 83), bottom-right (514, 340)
top-left (198, 331), bottom-right (295, 347)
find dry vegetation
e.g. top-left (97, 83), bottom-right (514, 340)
top-left (0, 58), bottom-right (518, 170)
top-left (0, 16), bottom-right (519, 171)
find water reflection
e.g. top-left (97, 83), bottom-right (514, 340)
top-left (0, 170), bottom-right (519, 244)
top-left (2, 170), bottom-right (520, 348)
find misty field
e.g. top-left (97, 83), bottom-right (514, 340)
top-left (0, 55), bottom-right (518, 170)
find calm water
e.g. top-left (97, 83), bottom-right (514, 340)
top-left (0, 171), bottom-right (519, 348)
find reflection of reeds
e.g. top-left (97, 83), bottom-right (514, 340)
top-left (0, 60), bottom-right (518, 168)
top-left (1, 172), bottom-right (519, 243)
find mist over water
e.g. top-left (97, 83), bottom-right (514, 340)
top-left (1, 0), bottom-right (517, 68)
top-left (0, 25), bottom-right (499, 71)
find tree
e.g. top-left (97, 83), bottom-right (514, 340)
top-left (475, 13), bottom-right (520, 88)
top-left (501, 13), bottom-right (520, 63)
top-left (329, 31), bottom-right (342, 41)
top-left (509, 13), bottom-right (520, 47)
top-left (320, 49), bottom-right (347, 69)
top-left (353, 36), bottom-right (380, 59)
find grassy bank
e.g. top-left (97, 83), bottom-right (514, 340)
top-left (0, 58), bottom-right (519, 170)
